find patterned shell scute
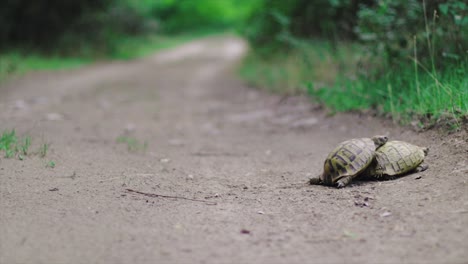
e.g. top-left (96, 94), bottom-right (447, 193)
top-left (374, 141), bottom-right (425, 176)
top-left (326, 138), bottom-right (374, 177)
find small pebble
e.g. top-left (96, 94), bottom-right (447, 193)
top-left (240, 229), bottom-right (251, 234)
top-left (124, 123), bottom-right (136, 133)
top-left (160, 158), bottom-right (170, 163)
top-left (14, 100), bottom-right (28, 110)
top-left (46, 112), bottom-right (63, 121)
top-left (380, 211), bottom-right (392, 217)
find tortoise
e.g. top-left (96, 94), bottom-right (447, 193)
top-left (309, 135), bottom-right (388, 188)
top-left (362, 140), bottom-right (429, 180)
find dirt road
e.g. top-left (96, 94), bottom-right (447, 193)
top-left (1, 36), bottom-right (467, 264)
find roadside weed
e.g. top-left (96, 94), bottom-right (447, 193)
top-left (0, 130), bottom-right (18, 158)
top-left (1, 129), bottom-right (53, 159)
top-left (46, 161), bottom-right (56, 168)
top-left (116, 136), bottom-right (148, 152)
top-left (39, 143), bottom-right (49, 158)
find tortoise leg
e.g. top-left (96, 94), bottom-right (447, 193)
top-left (336, 176), bottom-right (353, 188)
top-left (309, 176), bottom-right (322, 185)
top-left (309, 173), bottom-right (323, 185)
top-left (415, 163), bottom-right (428, 173)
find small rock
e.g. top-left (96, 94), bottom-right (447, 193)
top-left (46, 112), bottom-right (64, 121)
top-left (14, 100), bottom-right (28, 110)
top-left (354, 201), bottom-right (370, 207)
top-left (49, 187), bottom-right (59, 192)
top-left (257, 211), bottom-right (265, 215)
top-left (187, 174), bottom-right (194, 180)
top-left (240, 229), bottom-right (251, 234)
top-left (124, 123), bottom-right (136, 133)
top-left (415, 176), bottom-right (422, 180)
top-left (160, 158), bottom-right (170, 163)
top-left (380, 211), bottom-right (392, 217)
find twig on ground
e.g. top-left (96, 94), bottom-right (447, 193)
top-left (125, 188), bottom-right (217, 205)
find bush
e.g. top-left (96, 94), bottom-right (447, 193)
top-left (243, 0), bottom-right (371, 50)
top-left (0, 0), bottom-right (111, 51)
top-left (356, 0), bottom-right (467, 66)
top-left (0, 0), bottom-right (158, 56)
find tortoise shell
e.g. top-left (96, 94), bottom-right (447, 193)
top-left (311, 136), bottom-right (387, 187)
top-left (366, 140), bottom-right (428, 178)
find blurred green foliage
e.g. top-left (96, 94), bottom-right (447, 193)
top-left (152, 0), bottom-right (260, 33)
top-left (245, 0), bottom-right (467, 66)
top-left (0, 0), bottom-right (111, 52)
top-left (356, 0), bottom-right (467, 66)
top-left (0, 0), bottom-right (257, 56)
top-left (243, 0), bottom-right (367, 51)
top-left (241, 0), bottom-right (467, 128)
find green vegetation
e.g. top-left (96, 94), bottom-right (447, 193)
top-left (0, 130), bottom-right (36, 159)
top-left (241, 42), bottom-right (467, 128)
top-left (0, 53), bottom-right (90, 80)
top-left (240, 0), bottom-right (467, 129)
top-left (1, 1), bottom-right (465, 130)
top-left (116, 136), bottom-right (148, 152)
top-left (152, 0), bottom-right (260, 33)
top-left (39, 143), bottom-right (49, 158)
top-left (46, 161), bottom-right (56, 168)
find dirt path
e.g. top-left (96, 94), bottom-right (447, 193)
top-left (1, 36), bottom-right (467, 264)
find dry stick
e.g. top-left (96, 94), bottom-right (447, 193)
top-left (125, 189), bottom-right (217, 205)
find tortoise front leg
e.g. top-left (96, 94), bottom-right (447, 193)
top-left (309, 175), bottom-right (322, 185)
top-left (415, 163), bottom-right (428, 173)
top-left (336, 176), bottom-right (353, 188)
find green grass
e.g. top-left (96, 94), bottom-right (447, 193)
top-left (240, 41), bottom-right (467, 129)
top-left (39, 143), bottom-right (49, 158)
top-left (116, 136), bottom-right (148, 152)
top-left (0, 129), bottom-right (55, 159)
top-left (240, 41), bottom-right (361, 94)
top-left (46, 160), bottom-right (56, 168)
top-left (0, 130), bottom-right (33, 159)
top-left (308, 63), bottom-right (467, 126)
top-left (0, 53), bottom-right (89, 80)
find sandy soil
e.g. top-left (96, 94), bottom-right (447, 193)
top-left (1, 36), bottom-right (467, 264)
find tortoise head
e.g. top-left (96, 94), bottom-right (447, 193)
top-left (309, 174), bottom-right (322, 185)
top-left (422, 147), bottom-right (429, 156)
top-left (371, 135), bottom-right (388, 148)
top-left (320, 161), bottom-right (343, 186)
